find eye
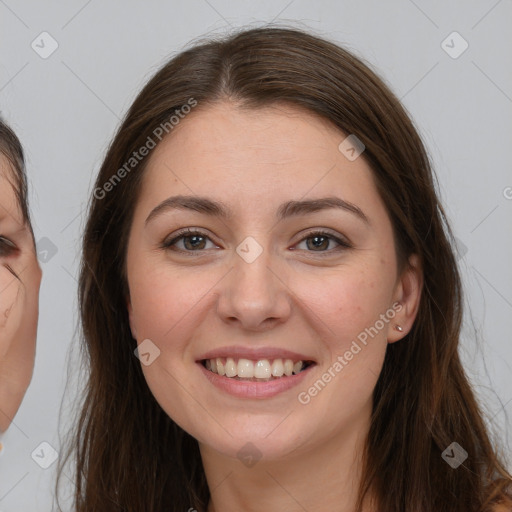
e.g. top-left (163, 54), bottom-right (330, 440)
top-left (162, 228), bottom-right (218, 253)
top-left (294, 230), bottom-right (351, 255)
top-left (0, 235), bottom-right (18, 258)
top-left (161, 228), bottom-right (351, 256)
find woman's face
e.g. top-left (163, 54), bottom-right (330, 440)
top-left (0, 159), bottom-right (41, 432)
top-left (126, 102), bottom-right (421, 461)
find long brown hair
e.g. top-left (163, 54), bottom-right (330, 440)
top-left (57, 25), bottom-right (512, 511)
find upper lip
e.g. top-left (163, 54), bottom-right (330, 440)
top-left (197, 346), bottom-right (316, 363)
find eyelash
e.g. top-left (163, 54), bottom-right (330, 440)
top-left (161, 228), bottom-right (352, 256)
top-left (0, 235), bottom-right (18, 257)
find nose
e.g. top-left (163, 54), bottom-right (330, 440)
top-left (216, 245), bottom-right (291, 332)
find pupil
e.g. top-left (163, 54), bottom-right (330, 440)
top-left (186, 235), bottom-right (204, 250)
top-left (309, 235), bottom-right (327, 250)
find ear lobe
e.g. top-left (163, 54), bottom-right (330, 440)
top-left (388, 253), bottom-right (423, 344)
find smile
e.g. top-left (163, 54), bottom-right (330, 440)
top-left (202, 357), bottom-right (314, 381)
top-left (198, 357), bottom-right (317, 399)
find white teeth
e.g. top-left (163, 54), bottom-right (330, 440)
top-left (204, 357), bottom-right (310, 379)
top-left (216, 357), bottom-right (225, 376)
top-left (237, 359), bottom-right (254, 378)
top-left (271, 359), bottom-right (284, 377)
top-left (215, 357), bottom-right (226, 375)
top-left (225, 357), bottom-right (237, 377)
top-left (254, 359), bottom-right (271, 379)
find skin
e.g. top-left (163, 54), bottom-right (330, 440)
top-left (0, 157), bottom-right (41, 433)
top-left (126, 101), bottom-right (423, 512)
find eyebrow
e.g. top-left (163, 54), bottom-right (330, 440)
top-left (145, 195), bottom-right (369, 225)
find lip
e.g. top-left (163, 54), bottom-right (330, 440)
top-left (198, 361), bottom-right (316, 399)
top-left (196, 345), bottom-right (316, 363)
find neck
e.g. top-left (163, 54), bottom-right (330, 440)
top-left (200, 406), bottom-right (375, 512)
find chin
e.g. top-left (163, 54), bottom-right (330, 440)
top-left (194, 418), bottom-right (312, 463)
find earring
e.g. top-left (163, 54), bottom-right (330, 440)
top-left (395, 324), bottom-right (404, 332)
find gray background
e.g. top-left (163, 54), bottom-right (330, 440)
top-left (1, 1), bottom-right (511, 510)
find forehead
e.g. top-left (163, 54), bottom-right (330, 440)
top-left (137, 101), bottom-right (387, 225)
top-left (155, 101), bottom-right (344, 163)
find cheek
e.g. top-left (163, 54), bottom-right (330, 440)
top-left (128, 263), bottom-right (226, 441)
top-left (293, 263), bottom-right (395, 351)
top-left (289, 260), bottom-right (395, 413)
top-left (128, 261), bottom-right (217, 348)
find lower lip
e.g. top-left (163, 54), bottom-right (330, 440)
top-left (197, 362), bottom-right (315, 399)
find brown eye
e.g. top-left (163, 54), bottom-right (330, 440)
top-left (305, 234), bottom-right (331, 251)
top-left (162, 229), bottom-right (217, 253)
top-left (179, 234), bottom-right (208, 251)
top-left (295, 230), bottom-right (351, 254)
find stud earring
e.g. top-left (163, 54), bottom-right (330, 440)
top-left (395, 324), bottom-right (404, 332)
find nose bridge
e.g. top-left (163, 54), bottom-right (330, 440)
top-left (216, 235), bottom-right (290, 328)
top-left (235, 238), bottom-right (275, 297)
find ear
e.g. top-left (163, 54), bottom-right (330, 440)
top-left (387, 253), bottom-right (423, 343)
top-left (126, 293), bottom-right (138, 340)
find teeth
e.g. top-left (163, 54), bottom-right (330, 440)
top-left (254, 360), bottom-right (271, 379)
top-left (237, 358), bottom-right (254, 378)
top-left (204, 357), bottom-right (310, 379)
top-left (216, 357), bottom-right (225, 376)
top-left (271, 359), bottom-right (284, 377)
top-left (225, 357), bottom-right (237, 377)
top-left (284, 359), bottom-right (293, 376)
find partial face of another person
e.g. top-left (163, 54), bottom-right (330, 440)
top-left (0, 157), bottom-right (41, 432)
top-left (126, 102), bottom-right (421, 461)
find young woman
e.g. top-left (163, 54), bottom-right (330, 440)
top-left (59, 26), bottom-right (512, 511)
top-left (0, 118), bottom-right (41, 438)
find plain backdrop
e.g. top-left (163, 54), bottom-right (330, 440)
top-left (0, 1), bottom-right (511, 510)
